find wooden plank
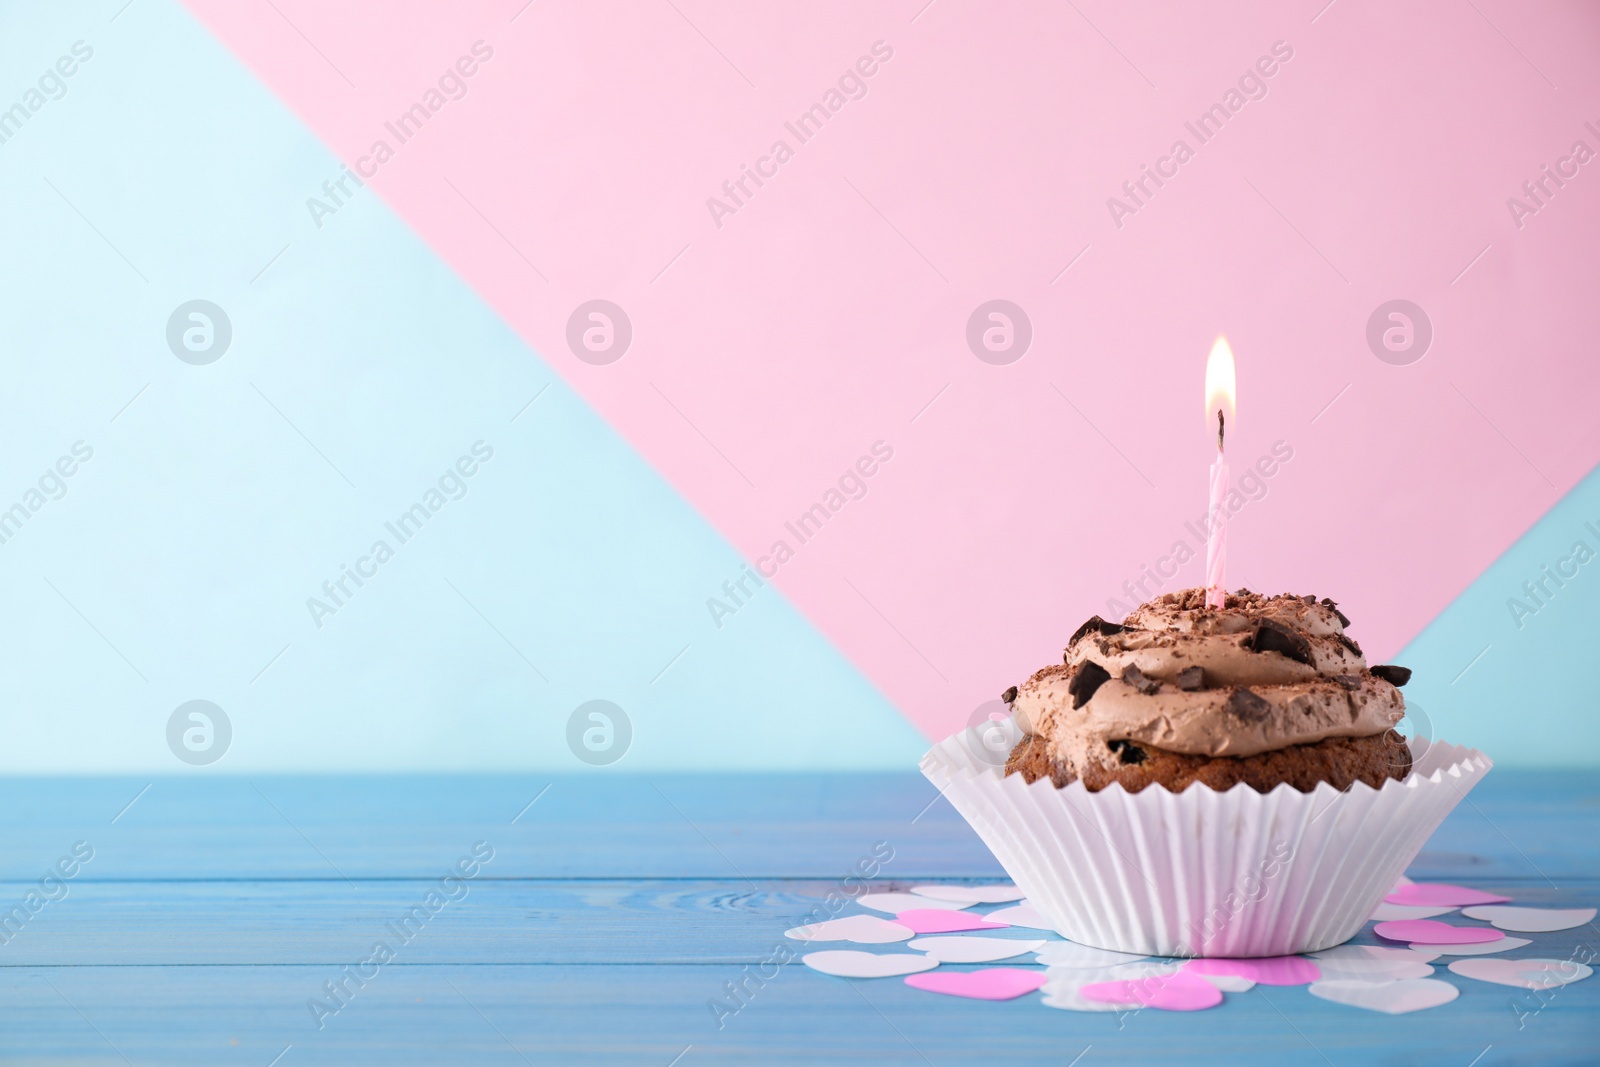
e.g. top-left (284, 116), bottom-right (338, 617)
top-left (0, 770), bottom-right (1592, 880)
top-left (1, 878), bottom-right (1595, 968)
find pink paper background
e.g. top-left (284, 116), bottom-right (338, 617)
top-left (181, 0), bottom-right (1600, 739)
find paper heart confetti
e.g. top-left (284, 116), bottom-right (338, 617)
top-left (1079, 970), bottom-right (1222, 1011)
top-left (1374, 920), bottom-right (1505, 945)
top-left (1034, 942), bottom-right (1148, 968)
top-left (910, 884), bottom-right (1026, 904)
top-left (981, 903), bottom-right (1057, 931)
top-left (857, 892), bottom-right (971, 914)
top-left (1314, 957), bottom-right (1435, 982)
top-left (1460, 906), bottom-right (1598, 932)
top-left (1371, 902), bottom-right (1458, 922)
top-left (1041, 986), bottom-right (1132, 1011)
top-left (1424, 937), bottom-right (1531, 956)
top-left (1193, 973), bottom-right (1256, 992)
top-left (905, 967), bottom-right (1047, 1001)
top-left (894, 909), bottom-right (1009, 934)
top-left (785, 914), bottom-right (914, 944)
top-left (1309, 978), bottom-right (1460, 1014)
top-left (1384, 883), bottom-right (1511, 907)
top-left (908, 936), bottom-right (1045, 963)
top-left (801, 950), bottom-right (939, 978)
top-left (1185, 956), bottom-right (1320, 986)
top-left (1448, 957), bottom-right (1595, 989)
top-left (1309, 944), bottom-right (1441, 964)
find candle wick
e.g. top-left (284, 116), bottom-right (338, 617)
top-left (1216, 409), bottom-right (1225, 452)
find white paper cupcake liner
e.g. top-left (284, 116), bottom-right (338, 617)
top-left (921, 729), bottom-right (1491, 957)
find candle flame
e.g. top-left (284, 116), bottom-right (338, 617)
top-left (1204, 336), bottom-right (1236, 444)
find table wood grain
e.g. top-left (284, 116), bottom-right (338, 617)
top-left (0, 771), bottom-right (1595, 1064)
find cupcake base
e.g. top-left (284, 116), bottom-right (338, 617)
top-left (1004, 729), bottom-right (1413, 793)
top-left (922, 727), bottom-right (1491, 957)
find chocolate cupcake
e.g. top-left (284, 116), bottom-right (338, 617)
top-left (921, 586), bottom-right (1492, 956)
top-left (1005, 589), bottom-right (1412, 793)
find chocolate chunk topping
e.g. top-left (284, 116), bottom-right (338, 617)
top-left (1369, 665), bottom-right (1412, 688)
top-left (1249, 619), bottom-right (1315, 667)
top-left (1330, 674), bottom-right (1364, 690)
top-left (1337, 633), bottom-right (1364, 658)
top-left (1120, 664), bottom-right (1161, 696)
top-left (1173, 666), bottom-right (1205, 690)
top-left (1321, 597), bottom-right (1352, 628)
top-left (1107, 739), bottom-right (1147, 765)
top-left (1068, 661), bottom-right (1112, 709)
top-left (1068, 615), bottom-right (1125, 646)
top-left (1001, 685), bottom-right (1018, 704)
top-left (1223, 687), bottom-right (1274, 722)
top-left (1301, 594), bottom-right (1317, 604)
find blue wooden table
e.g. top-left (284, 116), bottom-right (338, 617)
top-left (0, 771), bottom-right (1594, 1064)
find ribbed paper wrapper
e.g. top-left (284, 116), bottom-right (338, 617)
top-left (921, 728), bottom-right (1491, 957)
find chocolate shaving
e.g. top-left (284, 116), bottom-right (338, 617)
top-left (1120, 664), bottom-right (1161, 696)
top-left (1249, 619), bottom-right (1315, 667)
top-left (1173, 666), bottom-right (1205, 690)
top-left (1370, 665), bottom-right (1412, 688)
top-left (1068, 615), bottom-right (1125, 646)
top-left (1330, 674), bottom-right (1364, 690)
top-left (1068, 661), bottom-right (1111, 709)
top-left (1001, 685), bottom-right (1018, 704)
top-left (1223, 687), bottom-right (1274, 722)
top-left (1321, 597), bottom-right (1352, 628)
top-left (1337, 633), bottom-right (1364, 658)
top-left (1107, 739), bottom-right (1147, 765)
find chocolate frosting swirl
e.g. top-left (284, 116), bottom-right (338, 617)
top-left (1012, 589), bottom-right (1406, 767)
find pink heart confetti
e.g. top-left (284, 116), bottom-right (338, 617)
top-left (1373, 919), bottom-right (1505, 945)
top-left (1384, 883), bottom-right (1511, 907)
top-left (894, 909), bottom-right (1009, 934)
top-left (1184, 956), bottom-right (1321, 986)
top-left (1079, 970), bottom-right (1223, 1011)
top-left (905, 967), bottom-right (1046, 1001)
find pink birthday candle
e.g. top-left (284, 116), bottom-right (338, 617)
top-left (1204, 338), bottom-right (1236, 611)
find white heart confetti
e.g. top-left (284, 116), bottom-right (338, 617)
top-left (1423, 937), bottom-right (1531, 956)
top-left (911, 884), bottom-right (1026, 904)
top-left (1034, 942), bottom-right (1148, 968)
top-left (1309, 944), bottom-right (1441, 964)
top-left (1314, 958), bottom-right (1434, 982)
top-left (1309, 978), bottom-right (1459, 1014)
top-left (982, 903), bottom-right (1057, 931)
top-left (1459, 906), bottom-right (1598, 932)
top-left (785, 914), bottom-right (913, 944)
top-left (801, 950), bottom-right (939, 978)
top-left (1194, 973), bottom-right (1256, 992)
top-left (857, 892), bottom-right (970, 915)
top-left (908, 935), bottom-right (1046, 963)
top-left (1371, 902), bottom-right (1457, 922)
top-left (1448, 958), bottom-right (1594, 989)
